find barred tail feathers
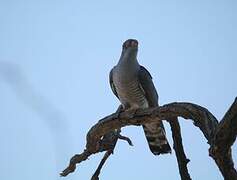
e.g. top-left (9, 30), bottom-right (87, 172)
top-left (142, 121), bottom-right (171, 155)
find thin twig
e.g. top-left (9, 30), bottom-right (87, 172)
top-left (117, 134), bottom-right (133, 146)
top-left (91, 150), bottom-right (113, 180)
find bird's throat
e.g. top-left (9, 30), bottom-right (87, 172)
top-left (117, 50), bottom-right (139, 71)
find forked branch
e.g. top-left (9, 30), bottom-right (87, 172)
top-left (209, 98), bottom-right (237, 180)
top-left (61, 99), bottom-right (237, 180)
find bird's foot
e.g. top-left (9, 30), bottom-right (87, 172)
top-left (125, 108), bottom-right (138, 119)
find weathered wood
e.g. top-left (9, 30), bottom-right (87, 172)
top-left (209, 98), bottom-right (237, 180)
top-left (169, 117), bottom-right (191, 180)
top-left (61, 100), bottom-right (237, 180)
top-left (85, 102), bottom-right (219, 153)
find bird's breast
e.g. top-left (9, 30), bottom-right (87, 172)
top-left (113, 68), bottom-right (148, 109)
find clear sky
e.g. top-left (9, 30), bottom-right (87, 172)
top-left (0, 0), bottom-right (236, 180)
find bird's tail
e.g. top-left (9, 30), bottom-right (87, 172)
top-left (143, 121), bottom-right (171, 155)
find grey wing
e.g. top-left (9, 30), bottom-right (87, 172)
top-left (138, 66), bottom-right (171, 155)
top-left (109, 67), bottom-right (119, 99)
top-left (138, 66), bottom-right (158, 107)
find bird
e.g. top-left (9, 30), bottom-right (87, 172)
top-left (109, 39), bottom-right (171, 155)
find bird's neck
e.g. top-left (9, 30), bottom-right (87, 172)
top-left (117, 51), bottom-right (139, 70)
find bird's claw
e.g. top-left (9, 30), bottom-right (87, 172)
top-left (125, 109), bottom-right (138, 119)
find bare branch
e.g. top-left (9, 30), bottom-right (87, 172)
top-left (215, 97), bottom-right (237, 151)
top-left (60, 150), bottom-right (91, 177)
top-left (61, 101), bottom-right (237, 179)
top-left (117, 134), bottom-right (133, 146)
top-left (169, 117), bottom-right (191, 180)
top-left (91, 150), bottom-right (113, 180)
top-left (61, 129), bottom-right (132, 177)
top-left (86, 102), bottom-right (218, 153)
top-left (209, 98), bottom-right (237, 180)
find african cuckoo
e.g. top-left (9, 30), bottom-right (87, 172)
top-left (109, 39), bottom-right (171, 155)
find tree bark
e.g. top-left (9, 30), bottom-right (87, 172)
top-left (61, 100), bottom-right (237, 180)
top-left (209, 98), bottom-right (237, 180)
top-left (169, 117), bottom-right (191, 180)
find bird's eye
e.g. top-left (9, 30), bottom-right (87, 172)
top-left (122, 39), bottom-right (138, 49)
top-left (125, 41), bottom-right (130, 48)
top-left (131, 41), bottom-right (138, 47)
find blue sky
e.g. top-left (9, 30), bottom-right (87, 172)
top-left (0, 0), bottom-right (236, 179)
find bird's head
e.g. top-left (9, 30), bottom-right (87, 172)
top-left (122, 39), bottom-right (138, 50)
top-left (121, 39), bottom-right (138, 58)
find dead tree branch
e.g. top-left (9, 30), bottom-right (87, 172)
top-left (209, 98), bottom-right (237, 180)
top-left (91, 150), bottom-right (113, 180)
top-left (84, 102), bottom-right (218, 154)
top-left (61, 100), bottom-right (237, 180)
top-left (169, 117), bottom-right (191, 180)
top-left (61, 129), bottom-right (133, 179)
